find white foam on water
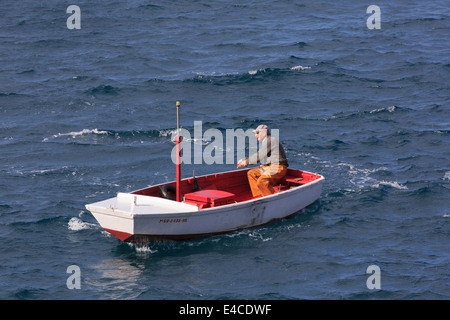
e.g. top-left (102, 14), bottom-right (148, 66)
top-left (299, 153), bottom-right (409, 193)
top-left (43, 128), bottom-right (109, 141)
top-left (68, 217), bottom-right (98, 231)
top-left (128, 243), bottom-right (159, 254)
top-left (369, 105), bottom-right (396, 114)
top-left (249, 231), bottom-right (272, 242)
top-left (54, 128), bottom-right (108, 138)
top-left (443, 171), bottom-right (450, 181)
top-left (290, 65), bottom-right (311, 71)
top-left (373, 180), bottom-right (408, 190)
top-left (159, 128), bottom-right (177, 137)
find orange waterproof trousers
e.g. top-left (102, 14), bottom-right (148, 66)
top-left (247, 164), bottom-right (288, 197)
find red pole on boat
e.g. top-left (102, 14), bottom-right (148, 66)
top-left (176, 101), bottom-right (181, 202)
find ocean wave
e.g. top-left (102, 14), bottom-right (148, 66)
top-left (43, 124), bottom-right (253, 146)
top-left (68, 217), bottom-right (98, 231)
top-left (302, 155), bottom-right (408, 193)
top-left (290, 65), bottom-right (312, 71)
top-left (372, 181), bottom-right (408, 190)
top-left (49, 128), bottom-right (109, 139)
top-left (248, 230), bottom-right (272, 242)
top-left (127, 243), bottom-right (159, 254)
top-left (345, 163), bottom-right (407, 191)
top-left (316, 106), bottom-right (408, 121)
top-left (88, 84), bottom-right (120, 96)
top-left (369, 106), bottom-right (397, 114)
top-left (282, 105), bottom-right (404, 124)
top-left (443, 171), bottom-right (450, 181)
top-left (331, 105), bottom-right (400, 120)
top-left (4, 165), bottom-right (80, 179)
top-left (42, 128), bottom-right (177, 144)
top-left (247, 65), bottom-right (311, 75)
top-left (185, 65), bottom-right (313, 85)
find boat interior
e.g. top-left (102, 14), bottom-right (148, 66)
top-left (132, 168), bottom-right (322, 209)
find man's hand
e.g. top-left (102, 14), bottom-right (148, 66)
top-left (237, 158), bottom-right (248, 168)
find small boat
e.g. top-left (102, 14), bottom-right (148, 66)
top-left (85, 102), bottom-right (324, 243)
top-left (85, 168), bottom-right (324, 243)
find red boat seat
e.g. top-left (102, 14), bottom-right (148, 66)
top-left (183, 189), bottom-right (236, 208)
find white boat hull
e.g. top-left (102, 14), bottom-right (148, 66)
top-left (86, 169), bottom-right (324, 242)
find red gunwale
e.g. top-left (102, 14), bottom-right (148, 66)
top-left (131, 168), bottom-right (321, 206)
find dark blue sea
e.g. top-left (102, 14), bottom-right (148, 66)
top-left (1, 0), bottom-right (449, 300)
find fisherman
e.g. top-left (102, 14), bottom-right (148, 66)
top-left (237, 124), bottom-right (289, 197)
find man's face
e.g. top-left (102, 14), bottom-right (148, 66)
top-left (255, 130), bottom-right (267, 141)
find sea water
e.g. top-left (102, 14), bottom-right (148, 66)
top-left (0, 0), bottom-right (449, 299)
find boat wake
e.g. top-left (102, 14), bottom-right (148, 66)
top-left (338, 162), bottom-right (408, 191)
top-left (127, 243), bottom-right (159, 254)
top-left (299, 153), bottom-right (408, 193)
top-left (124, 228), bottom-right (276, 255)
